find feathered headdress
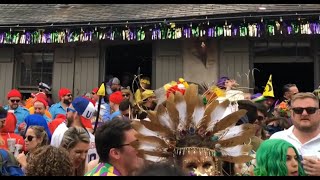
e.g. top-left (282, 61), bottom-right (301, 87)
top-left (132, 84), bottom-right (255, 166)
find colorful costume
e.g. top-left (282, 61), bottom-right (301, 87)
top-left (132, 83), bottom-right (256, 176)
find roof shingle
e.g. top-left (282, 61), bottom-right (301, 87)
top-left (0, 4), bottom-right (319, 25)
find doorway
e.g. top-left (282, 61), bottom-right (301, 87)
top-left (253, 63), bottom-right (314, 98)
top-left (105, 43), bottom-right (152, 88)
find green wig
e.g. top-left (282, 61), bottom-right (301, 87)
top-left (254, 139), bottom-right (306, 176)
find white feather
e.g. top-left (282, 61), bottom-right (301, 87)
top-left (206, 101), bottom-right (229, 131)
top-left (137, 124), bottom-right (162, 138)
top-left (144, 154), bottom-right (164, 162)
top-left (158, 109), bottom-right (175, 130)
top-left (176, 101), bottom-right (187, 128)
top-left (192, 106), bottom-right (205, 127)
top-left (219, 124), bottom-right (247, 140)
top-left (221, 145), bottom-right (247, 157)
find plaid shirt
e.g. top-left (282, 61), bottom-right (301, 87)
top-left (85, 163), bottom-right (121, 176)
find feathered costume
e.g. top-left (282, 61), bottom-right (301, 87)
top-left (132, 84), bottom-right (255, 176)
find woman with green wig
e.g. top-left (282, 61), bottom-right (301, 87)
top-left (254, 139), bottom-right (306, 176)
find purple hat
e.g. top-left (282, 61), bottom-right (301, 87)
top-left (216, 76), bottom-right (230, 89)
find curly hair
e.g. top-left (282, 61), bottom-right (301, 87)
top-left (60, 127), bottom-right (90, 176)
top-left (254, 139), bottom-right (306, 176)
top-left (26, 145), bottom-right (73, 176)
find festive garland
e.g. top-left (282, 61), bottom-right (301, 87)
top-left (0, 20), bottom-right (320, 44)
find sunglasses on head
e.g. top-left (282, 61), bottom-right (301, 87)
top-left (10, 99), bottom-right (20, 103)
top-left (67, 107), bottom-right (77, 113)
top-left (25, 135), bottom-right (35, 141)
top-left (292, 107), bottom-right (318, 114)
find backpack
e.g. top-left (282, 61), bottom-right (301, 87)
top-left (0, 149), bottom-right (25, 176)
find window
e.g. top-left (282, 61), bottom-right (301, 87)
top-left (17, 52), bottom-right (53, 89)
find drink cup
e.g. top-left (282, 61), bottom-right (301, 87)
top-left (14, 144), bottom-right (23, 157)
top-left (7, 138), bottom-right (16, 153)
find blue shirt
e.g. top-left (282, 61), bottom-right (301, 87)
top-left (49, 102), bottom-right (66, 119)
top-left (101, 101), bottom-right (111, 122)
top-left (43, 114), bottom-right (52, 123)
top-left (4, 105), bottom-right (30, 134)
top-left (110, 111), bottom-right (121, 120)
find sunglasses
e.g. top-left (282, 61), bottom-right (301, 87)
top-left (10, 99), bottom-right (20, 103)
top-left (65, 94), bottom-right (72, 97)
top-left (122, 94), bottom-right (129, 97)
top-left (25, 135), bottom-right (35, 141)
top-left (291, 107), bottom-right (319, 114)
top-left (257, 116), bottom-right (265, 121)
top-left (67, 107), bottom-right (77, 113)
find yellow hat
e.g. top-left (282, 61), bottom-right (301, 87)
top-left (141, 90), bottom-right (155, 101)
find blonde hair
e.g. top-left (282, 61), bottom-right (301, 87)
top-left (291, 92), bottom-right (319, 107)
top-left (60, 127), bottom-right (90, 176)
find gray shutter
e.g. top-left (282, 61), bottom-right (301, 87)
top-left (153, 40), bottom-right (183, 88)
top-left (52, 48), bottom-right (75, 101)
top-left (219, 39), bottom-right (250, 89)
top-left (74, 47), bottom-right (99, 97)
top-left (0, 48), bottom-right (14, 105)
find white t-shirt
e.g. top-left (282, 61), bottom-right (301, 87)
top-left (270, 125), bottom-right (320, 159)
top-left (50, 123), bottom-right (98, 163)
top-left (50, 123), bottom-right (68, 147)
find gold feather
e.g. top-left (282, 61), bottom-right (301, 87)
top-left (139, 150), bottom-right (171, 158)
top-left (211, 109), bottom-right (247, 133)
top-left (198, 100), bottom-right (219, 130)
top-left (147, 111), bottom-right (160, 124)
top-left (135, 134), bottom-right (168, 148)
top-left (139, 119), bottom-right (173, 137)
top-left (217, 124), bottom-right (256, 147)
top-left (166, 100), bottom-right (179, 129)
top-left (184, 84), bottom-right (199, 128)
top-left (219, 155), bottom-right (253, 164)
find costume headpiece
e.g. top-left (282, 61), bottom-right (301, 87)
top-left (132, 84), bottom-right (255, 166)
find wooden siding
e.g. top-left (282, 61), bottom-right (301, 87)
top-left (219, 39), bottom-right (250, 90)
top-left (153, 40), bottom-right (183, 88)
top-left (0, 48), bottom-right (14, 105)
top-left (74, 47), bottom-right (99, 97)
top-left (52, 48), bottom-right (75, 101)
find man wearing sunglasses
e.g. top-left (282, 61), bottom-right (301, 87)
top-left (51, 96), bottom-right (97, 164)
top-left (3, 89), bottom-right (30, 134)
top-left (85, 118), bottom-right (144, 176)
top-left (270, 92), bottom-right (320, 176)
top-left (49, 88), bottom-right (73, 119)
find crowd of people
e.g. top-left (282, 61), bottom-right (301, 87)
top-left (0, 75), bottom-right (320, 176)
